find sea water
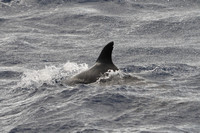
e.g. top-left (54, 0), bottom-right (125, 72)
top-left (0, 0), bottom-right (200, 132)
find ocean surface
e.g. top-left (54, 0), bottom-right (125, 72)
top-left (1, 0), bottom-right (200, 132)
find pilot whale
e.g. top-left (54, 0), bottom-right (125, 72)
top-left (64, 41), bottom-right (118, 85)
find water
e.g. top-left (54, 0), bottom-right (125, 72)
top-left (1, 0), bottom-right (200, 132)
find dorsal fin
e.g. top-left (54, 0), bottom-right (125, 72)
top-left (96, 41), bottom-right (114, 64)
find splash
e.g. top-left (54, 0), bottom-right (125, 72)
top-left (97, 70), bottom-right (143, 85)
top-left (16, 62), bottom-right (88, 88)
top-left (63, 61), bottom-right (88, 74)
top-left (98, 70), bottom-right (123, 81)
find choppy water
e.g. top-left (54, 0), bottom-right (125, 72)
top-left (1, 0), bottom-right (200, 132)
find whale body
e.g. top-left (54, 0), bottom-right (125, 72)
top-left (65, 41), bottom-right (118, 85)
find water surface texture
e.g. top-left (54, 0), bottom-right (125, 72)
top-left (1, 0), bottom-right (200, 132)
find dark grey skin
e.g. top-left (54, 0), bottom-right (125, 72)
top-left (65, 41), bottom-right (118, 85)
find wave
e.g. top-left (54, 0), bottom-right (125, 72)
top-left (2, 0), bottom-right (200, 7)
top-left (0, 18), bottom-right (8, 24)
top-left (14, 61), bottom-right (199, 89)
top-left (14, 62), bottom-right (143, 88)
top-left (15, 62), bottom-right (88, 89)
top-left (127, 47), bottom-right (200, 56)
top-left (1, 0), bottom-right (123, 6)
top-left (121, 63), bottom-right (199, 82)
top-left (134, 16), bottom-right (200, 37)
top-left (0, 71), bottom-right (22, 79)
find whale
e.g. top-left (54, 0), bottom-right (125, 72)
top-left (64, 41), bottom-right (118, 85)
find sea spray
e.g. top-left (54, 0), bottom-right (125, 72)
top-left (16, 62), bottom-right (88, 88)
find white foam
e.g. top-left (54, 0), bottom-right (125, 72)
top-left (63, 61), bottom-right (88, 74)
top-left (16, 62), bottom-right (88, 88)
top-left (97, 70), bottom-right (123, 84)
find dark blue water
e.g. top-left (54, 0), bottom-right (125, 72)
top-left (1, 0), bottom-right (200, 132)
